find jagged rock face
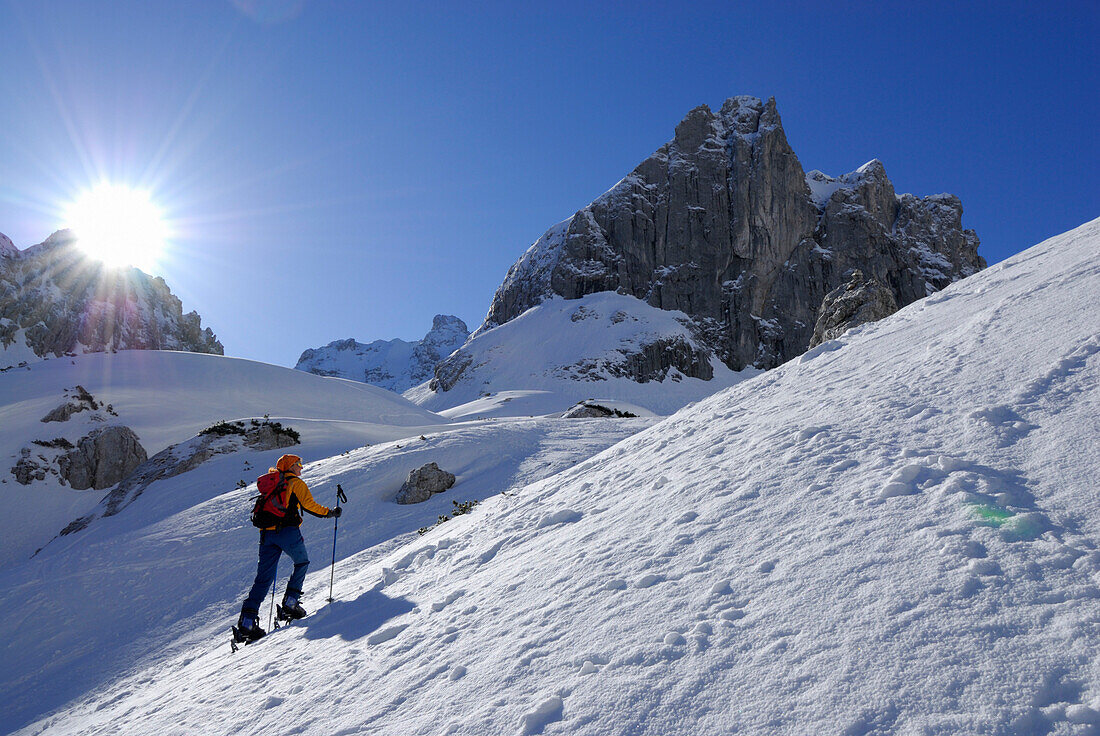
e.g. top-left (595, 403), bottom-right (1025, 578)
top-left (809, 270), bottom-right (899, 348)
top-left (395, 462), bottom-right (456, 505)
top-left (0, 233), bottom-right (17, 259)
top-left (481, 96), bottom-right (984, 371)
top-left (296, 314), bottom-right (469, 392)
top-left (0, 231), bottom-right (222, 363)
top-left (56, 426), bottom-right (148, 491)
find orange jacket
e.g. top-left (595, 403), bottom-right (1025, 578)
top-left (261, 473), bottom-right (330, 530)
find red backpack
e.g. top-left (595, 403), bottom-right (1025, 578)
top-left (250, 471), bottom-right (293, 529)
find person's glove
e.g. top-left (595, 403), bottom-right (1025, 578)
top-left (329, 507), bottom-right (342, 518)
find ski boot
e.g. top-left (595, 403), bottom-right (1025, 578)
top-left (276, 594), bottom-right (307, 622)
top-left (232, 612), bottom-right (266, 649)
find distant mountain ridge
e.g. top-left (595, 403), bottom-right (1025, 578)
top-left (477, 95), bottom-right (984, 374)
top-left (295, 314), bottom-right (469, 392)
top-left (0, 230), bottom-right (222, 368)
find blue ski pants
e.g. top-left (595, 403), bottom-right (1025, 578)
top-left (241, 526), bottom-right (310, 615)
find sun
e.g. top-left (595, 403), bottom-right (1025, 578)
top-left (63, 183), bottom-right (169, 270)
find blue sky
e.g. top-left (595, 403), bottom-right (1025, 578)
top-left (0, 1), bottom-right (1096, 367)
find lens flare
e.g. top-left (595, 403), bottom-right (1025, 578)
top-left (63, 183), bottom-right (169, 270)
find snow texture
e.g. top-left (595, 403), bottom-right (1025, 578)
top-left (2, 216), bottom-right (1099, 735)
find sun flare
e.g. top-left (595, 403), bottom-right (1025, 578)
top-left (63, 183), bottom-right (169, 270)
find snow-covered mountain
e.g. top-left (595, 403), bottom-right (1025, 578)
top-left (0, 230), bottom-right (222, 368)
top-left (405, 291), bottom-right (757, 417)
top-left (4, 217), bottom-right (1097, 735)
top-left (296, 314), bottom-right (469, 392)
top-left (478, 96), bottom-right (983, 373)
top-left (410, 97), bottom-right (984, 416)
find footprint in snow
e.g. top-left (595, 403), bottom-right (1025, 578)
top-left (431, 589), bottom-right (466, 613)
top-left (878, 463), bottom-right (937, 499)
top-left (536, 509), bottom-right (582, 529)
top-left (757, 560), bottom-right (776, 574)
top-left (635, 574), bottom-right (664, 588)
top-left (797, 425), bottom-right (830, 441)
top-left (967, 405), bottom-right (1039, 448)
top-left (968, 559), bottom-right (1002, 576)
top-left (709, 579), bottom-right (732, 596)
top-left (519, 696), bottom-right (564, 736)
top-left (367, 623), bottom-right (409, 645)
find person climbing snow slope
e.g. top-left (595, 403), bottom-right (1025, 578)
top-left (234, 453), bottom-right (341, 643)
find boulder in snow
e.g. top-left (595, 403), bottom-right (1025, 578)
top-left (57, 425), bottom-right (148, 490)
top-left (809, 270), bottom-right (899, 348)
top-left (396, 462), bottom-right (456, 504)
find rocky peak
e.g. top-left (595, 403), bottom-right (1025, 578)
top-left (0, 232), bottom-right (16, 259)
top-left (673, 104), bottom-right (718, 151)
top-left (0, 231), bottom-right (222, 365)
top-left (478, 95), bottom-right (983, 373)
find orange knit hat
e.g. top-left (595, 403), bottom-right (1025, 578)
top-left (276, 454), bottom-right (302, 473)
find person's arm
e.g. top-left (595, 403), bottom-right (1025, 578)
top-left (289, 477), bottom-right (332, 518)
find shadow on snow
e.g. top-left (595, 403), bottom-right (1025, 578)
top-left (301, 588), bottom-right (416, 643)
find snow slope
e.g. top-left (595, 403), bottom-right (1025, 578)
top-left (2, 416), bottom-right (652, 733)
top-left (0, 350), bottom-right (446, 565)
top-left (405, 291), bottom-right (757, 417)
top-left (7, 217), bottom-right (1100, 735)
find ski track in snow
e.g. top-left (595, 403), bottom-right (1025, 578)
top-left (4, 217), bottom-right (1100, 735)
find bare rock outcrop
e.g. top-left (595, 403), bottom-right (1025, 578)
top-left (56, 426), bottom-right (148, 491)
top-left (809, 270), bottom-right (899, 348)
top-left (395, 462), bottom-right (456, 504)
top-left (477, 96), bottom-right (984, 374)
top-left (562, 402), bottom-right (639, 419)
top-left (40, 385), bottom-right (113, 422)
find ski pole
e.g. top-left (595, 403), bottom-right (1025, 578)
top-left (269, 557), bottom-right (278, 631)
top-left (327, 484), bottom-right (348, 603)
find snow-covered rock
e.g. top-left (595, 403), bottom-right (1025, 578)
top-left (296, 314), bottom-right (469, 392)
top-left (55, 419), bottom-right (301, 539)
top-left (407, 291), bottom-right (757, 416)
top-left (54, 425), bottom-right (148, 491)
top-left (0, 230), bottom-right (222, 368)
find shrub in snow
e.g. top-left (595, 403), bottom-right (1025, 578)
top-left (199, 418), bottom-right (300, 445)
top-left (417, 499), bottom-right (479, 535)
